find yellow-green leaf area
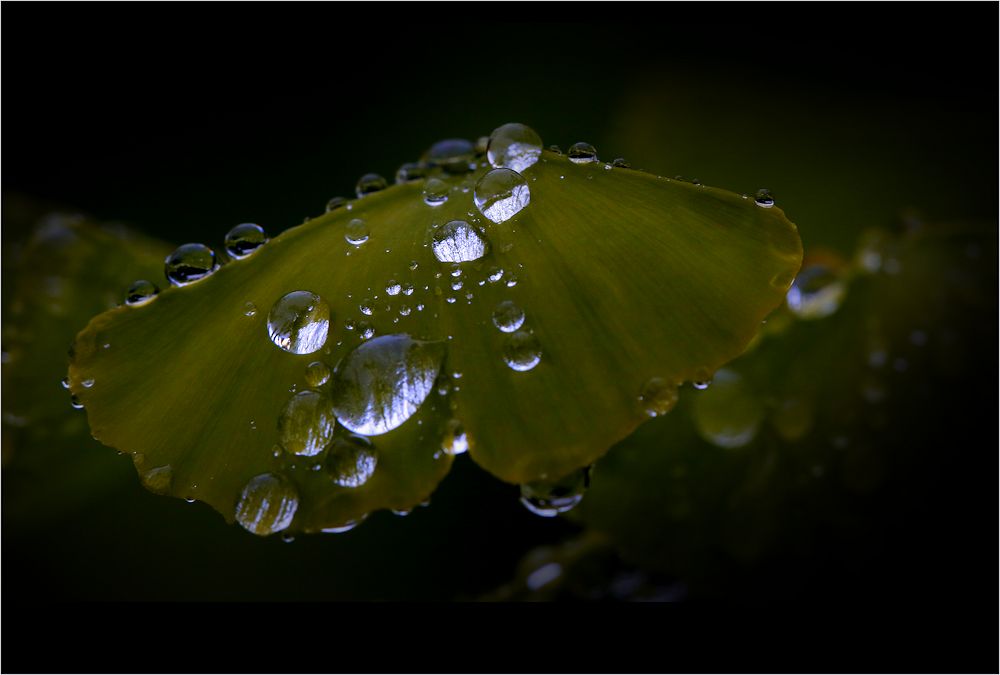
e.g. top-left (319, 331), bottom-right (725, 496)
top-left (69, 146), bottom-right (800, 533)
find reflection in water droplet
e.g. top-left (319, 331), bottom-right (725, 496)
top-left (304, 361), bottom-right (331, 387)
top-left (235, 473), bottom-right (299, 535)
top-left (126, 279), bottom-right (159, 306)
top-left (425, 138), bottom-right (475, 174)
top-left (267, 291), bottom-right (330, 354)
top-left (165, 243), bottom-right (217, 286)
top-left (278, 390), bottom-right (337, 457)
top-left (395, 162), bottom-right (426, 184)
top-left (386, 280), bottom-right (401, 296)
top-left (357, 320), bottom-right (375, 340)
top-left (432, 220), bottom-right (489, 263)
top-left (332, 334), bottom-right (445, 436)
top-left (567, 142), bottom-right (597, 164)
top-left (520, 467), bottom-right (590, 517)
top-left (786, 265), bottom-right (846, 320)
top-left (345, 218), bottom-right (370, 246)
top-left (474, 168), bottom-right (530, 224)
top-left (503, 331), bottom-right (542, 372)
top-left (612, 157), bottom-right (631, 168)
top-left (487, 122), bottom-right (543, 173)
top-left (754, 189), bottom-right (774, 208)
top-left (360, 300), bottom-right (374, 316)
top-left (691, 369), bottom-right (763, 448)
top-left (224, 223), bottom-right (268, 259)
top-left (423, 177), bottom-right (449, 206)
top-left (487, 267), bottom-right (504, 283)
top-left (356, 173), bottom-right (387, 197)
top-left (492, 300), bottom-right (525, 333)
top-left (638, 377), bottom-right (679, 417)
top-left (442, 418), bottom-right (468, 455)
top-left (326, 434), bottom-right (378, 487)
top-left (326, 196), bottom-right (347, 212)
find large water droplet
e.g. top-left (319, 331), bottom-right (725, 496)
top-left (567, 142), bottom-right (597, 164)
top-left (267, 291), bottom-right (330, 354)
top-left (691, 369), bottom-right (763, 448)
top-left (520, 467), bottom-right (590, 517)
top-left (331, 334), bottom-right (445, 436)
top-left (424, 138), bottom-right (475, 174)
top-left (487, 122), bottom-right (543, 173)
top-left (326, 434), bottom-right (378, 487)
top-left (345, 218), bottom-right (370, 246)
top-left (278, 390), bottom-right (337, 457)
top-left (474, 168), bottom-right (530, 224)
top-left (224, 223), bottom-right (268, 259)
top-left (638, 377), bottom-right (679, 417)
top-left (503, 331), bottom-right (542, 372)
top-left (492, 300), bottom-right (525, 333)
top-left (432, 220), bottom-right (489, 263)
top-left (356, 173), bottom-right (387, 197)
top-left (235, 473), bottom-right (299, 535)
top-left (125, 279), bottom-right (159, 306)
top-left (422, 177), bottom-right (449, 206)
top-left (786, 264), bottom-right (846, 320)
top-left (304, 361), bottom-right (331, 387)
top-left (165, 243), bottom-right (217, 286)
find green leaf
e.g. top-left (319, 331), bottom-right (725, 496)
top-left (68, 138), bottom-right (801, 535)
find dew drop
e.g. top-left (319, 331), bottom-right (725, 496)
top-left (567, 142), bottom-right (597, 164)
top-left (422, 177), bottom-right (449, 206)
top-left (638, 377), bottom-right (679, 417)
top-left (357, 320), bottom-right (375, 340)
top-left (786, 265), bottom-right (847, 320)
top-left (267, 291), bottom-right (330, 354)
top-left (60, 376), bottom-right (70, 389)
top-left (548, 144), bottom-right (563, 154)
top-left (235, 473), bottom-right (299, 535)
top-left (691, 369), bottom-right (763, 448)
top-left (474, 168), bottom-right (530, 224)
top-left (278, 390), bottom-right (337, 457)
top-left (402, 283), bottom-right (414, 296)
top-left (385, 280), bottom-right (401, 296)
top-left (399, 304), bottom-right (411, 317)
top-left (326, 196), bottom-right (347, 212)
top-left (331, 334), bottom-right (445, 436)
top-left (612, 157), bottom-right (631, 168)
top-left (424, 138), bottom-right (475, 174)
top-left (487, 122), bottom-right (543, 173)
top-left (82, 378), bottom-right (95, 388)
top-left (503, 331), bottom-right (542, 372)
top-left (520, 467), bottom-right (591, 517)
top-left (345, 218), bottom-right (370, 246)
top-left (164, 243), bottom-right (217, 286)
top-left (360, 300), bottom-right (374, 316)
top-left (754, 188), bottom-right (775, 208)
top-left (487, 267), bottom-right (504, 283)
top-left (244, 301), bottom-right (257, 317)
top-left (356, 173), bottom-right (387, 197)
top-left (125, 279), bottom-right (159, 306)
top-left (395, 162), bottom-right (427, 184)
top-left (224, 223), bottom-right (268, 259)
top-left (304, 361), bottom-right (331, 387)
top-left (326, 433), bottom-right (378, 488)
top-left (409, 260), bottom-right (419, 271)
top-left (70, 395), bottom-right (84, 410)
top-left (492, 300), bottom-right (525, 333)
top-left (432, 220), bottom-right (489, 263)
top-left (140, 465), bottom-right (173, 494)
top-left (441, 418), bottom-right (468, 456)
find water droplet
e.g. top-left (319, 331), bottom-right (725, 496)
top-left (424, 138), bottom-right (475, 174)
top-left (140, 465), bottom-right (173, 494)
top-left (60, 376), bottom-right (70, 389)
top-left (474, 168), bottom-right (530, 224)
top-left (548, 144), bottom-right (562, 154)
top-left (432, 220), bottom-right (489, 263)
top-left (422, 177), bottom-right (449, 206)
top-left (503, 331), bottom-right (542, 372)
top-left (487, 267), bottom-right (504, 283)
top-left (441, 418), bottom-right (468, 455)
top-left (399, 304), bottom-right (411, 316)
top-left (331, 334), bottom-right (445, 436)
top-left (70, 395), bottom-right (84, 410)
top-left (691, 369), bottom-right (763, 448)
top-left (402, 283), bottom-right (414, 296)
top-left (326, 434), bottom-right (378, 488)
top-left (395, 162), bottom-right (427, 184)
top-left (492, 300), bottom-right (525, 333)
top-left (360, 300), bottom-right (374, 316)
top-left (235, 473), bottom-right (299, 535)
top-left (82, 378), bottom-right (95, 388)
top-left (567, 142), bottom-right (597, 164)
top-left (224, 223), bottom-right (268, 259)
top-left (506, 276), bottom-right (519, 288)
top-left (164, 243), bottom-right (217, 286)
top-left (612, 157), bottom-right (631, 168)
top-left (278, 390), bottom-right (337, 457)
top-left (356, 173), bottom-right (387, 197)
top-left (487, 122), bottom-right (543, 173)
top-left (357, 321), bottom-right (375, 340)
top-left (345, 218), bottom-right (370, 246)
top-left (754, 189), bottom-right (774, 208)
top-left (244, 302), bottom-right (257, 317)
top-left (326, 196), bottom-right (347, 212)
top-left (638, 377), bottom-right (679, 417)
top-left (385, 280), bottom-right (401, 296)
top-left (409, 260), bottom-right (419, 271)
top-left (320, 517), bottom-right (366, 534)
top-left (267, 291), bottom-right (330, 354)
top-left (520, 467), bottom-right (590, 517)
top-left (304, 361), bottom-right (331, 387)
top-left (125, 279), bottom-right (159, 306)
top-left (786, 264), bottom-right (846, 320)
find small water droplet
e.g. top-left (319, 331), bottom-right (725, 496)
top-left (224, 223), bottom-right (268, 259)
top-left (567, 142), bottom-right (597, 164)
top-left (441, 418), bottom-right (468, 455)
top-left (786, 264), bottom-right (846, 320)
top-left (304, 361), bottom-right (331, 387)
top-left (235, 473), bottom-right (299, 535)
top-left (402, 283), bottom-right (414, 296)
top-left (165, 243), bottom-right (217, 286)
top-left (326, 433), bottom-right (378, 487)
top-left (422, 177), bottom-right (449, 206)
top-left (125, 279), bottom-right (159, 306)
top-left (487, 267), bottom-right (504, 283)
top-left (691, 369), bottom-right (763, 448)
top-left (70, 395), bottom-right (84, 410)
top-left (141, 465), bottom-right (173, 494)
top-left (244, 301), bottom-right (257, 317)
top-left (474, 168), bottom-right (530, 224)
top-left (326, 196), bottom-right (347, 212)
top-left (409, 260), bottom-right (419, 271)
top-left (754, 188), bottom-right (774, 208)
top-left (360, 299), bottom-right (374, 316)
top-left (506, 276), bottom-right (519, 288)
top-left (638, 377), bottom-right (679, 417)
top-left (432, 220), bottom-right (489, 263)
top-left (356, 173), bottom-right (387, 197)
top-left (548, 144), bottom-right (563, 154)
top-left (386, 280), bottom-right (401, 296)
top-left (503, 331), bottom-right (542, 372)
top-left (492, 300), bottom-right (525, 333)
top-left (267, 291), bottom-right (330, 354)
top-left (320, 516), bottom-right (366, 534)
top-left (60, 376), bottom-right (70, 390)
top-left (395, 162), bottom-right (427, 184)
top-left (451, 279), bottom-right (463, 291)
top-left (278, 390), bottom-right (337, 457)
top-left (612, 157), bottom-right (631, 168)
top-left (487, 122), bottom-right (543, 173)
top-left (345, 218), bottom-right (370, 246)
top-left (520, 467), bottom-right (590, 517)
top-left (357, 320), bottom-right (375, 340)
top-left (82, 378), bottom-right (95, 388)
top-left (424, 138), bottom-right (475, 174)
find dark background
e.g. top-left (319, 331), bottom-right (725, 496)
top-left (2, 3), bottom-right (997, 672)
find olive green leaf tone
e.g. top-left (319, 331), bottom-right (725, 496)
top-left (69, 138), bottom-right (801, 535)
top-left (570, 222), bottom-right (996, 590)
